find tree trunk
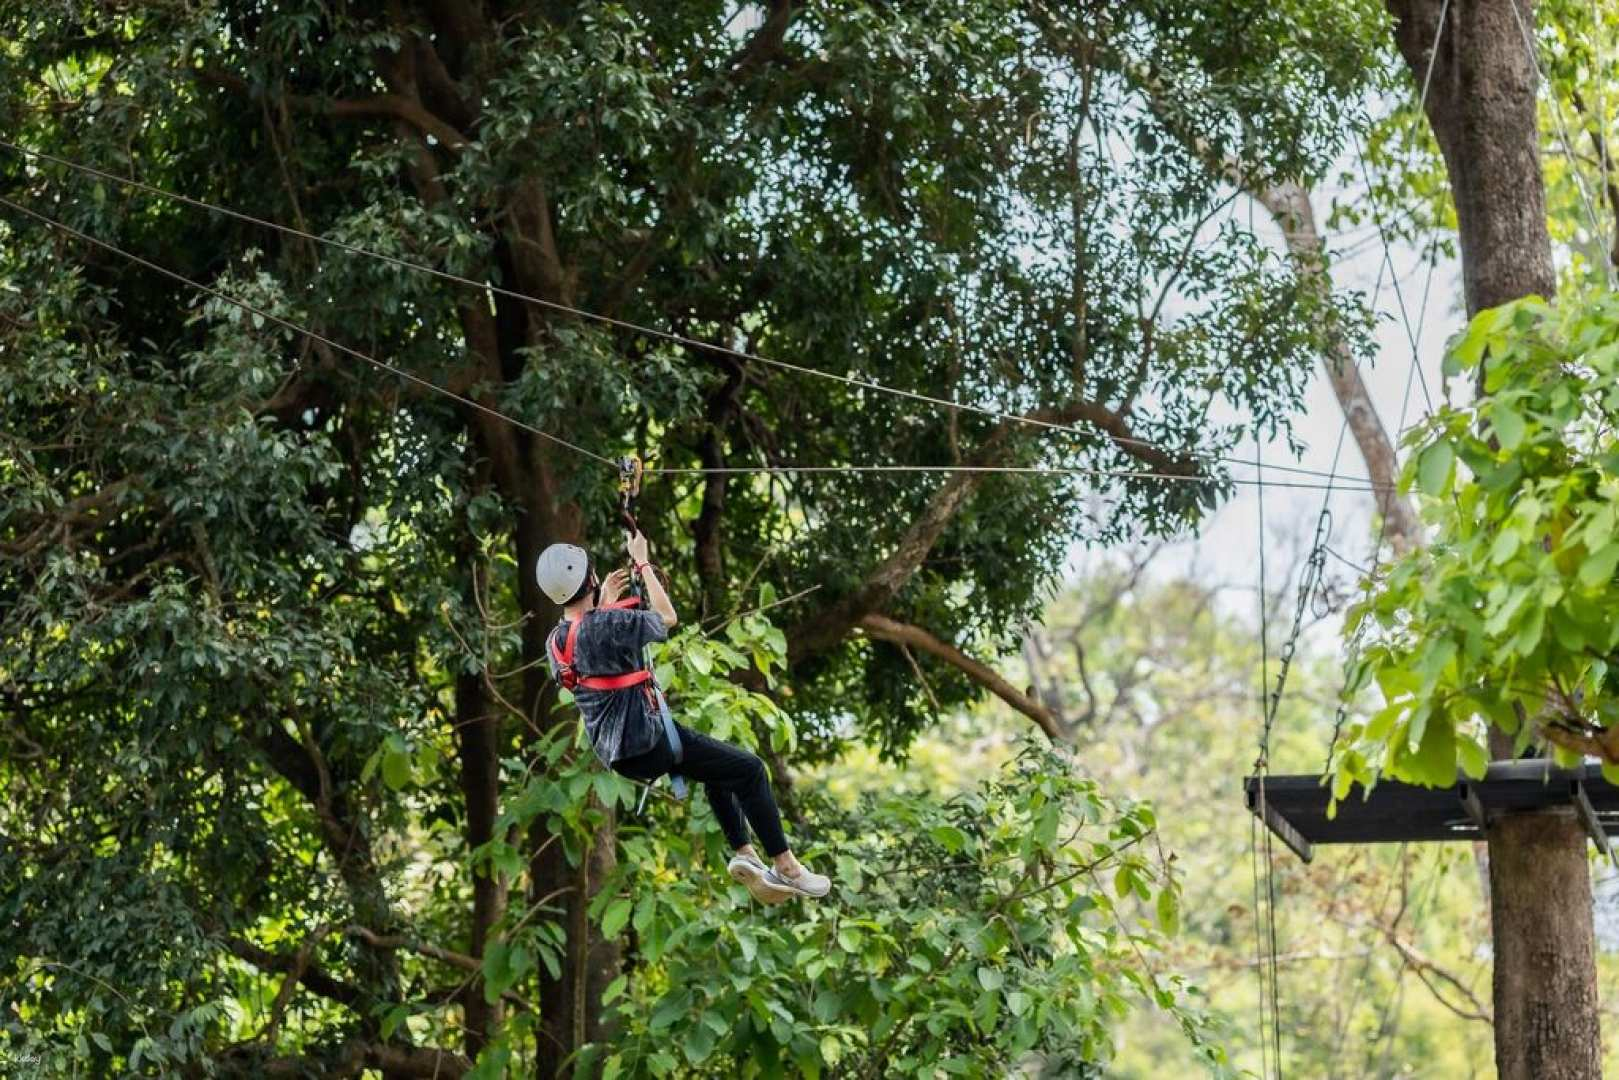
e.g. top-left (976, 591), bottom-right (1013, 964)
top-left (1386, 2), bottom-right (1600, 1076)
top-left (1390, 0), bottom-right (1557, 318)
top-left (1487, 812), bottom-right (1603, 1079)
top-left (1247, 178), bottom-right (1422, 552)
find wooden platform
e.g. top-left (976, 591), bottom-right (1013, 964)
top-left (1246, 761), bottom-right (1619, 863)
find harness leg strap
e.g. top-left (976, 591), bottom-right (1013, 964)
top-left (654, 689), bottom-right (688, 800)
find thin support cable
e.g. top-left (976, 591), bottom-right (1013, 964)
top-left (1353, 134), bottom-right (1437, 415)
top-left (649, 463), bottom-right (1385, 492)
top-left (1349, 0), bottom-right (1450, 421)
top-left (0, 194), bottom-right (618, 468)
top-left (1252, 432), bottom-right (1286, 1077)
top-left (0, 193), bottom-right (1400, 495)
top-left (0, 138), bottom-right (1383, 489)
top-left (1264, 799), bottom-right (1284, 1073)
top-left (1250, 812), bottom-right (1274, 1080)
top-left (1320, 244), bottom-right (1435, 774)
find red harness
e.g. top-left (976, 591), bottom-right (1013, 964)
top-left (549, 601), bottom-right (654, 693)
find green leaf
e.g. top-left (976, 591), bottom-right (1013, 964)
top-left (466, 1046), bottom-right (512, 1080)
top-left (977, 965), bottom-right (1004, 992)
top-left (602, 898), bottom-right (632, 939)
top-left (482, 941), bottom-right (512, 1005)
top-left (1417, 441), bottom-right (1454, 497)
top-left (381, 1005), bottom-right (409, 1040)
top-left (929, 824), bottom-right (968, 853)
top-left (1579, 544), bottom-right (1619, 588)
top-left (1452, 317), bottom-right (1491, 369)
top-left (1489, 529), bottom-right (1520, 566)
top-left (820, 1035), bottom-right (843, 1066)
top-left (1156, 888), bottom-right (1181, 936)
top-left (682, 1022), bottom-right (716, 1064)
top-left (381, 748), bottom-right (413, 790)
top-left (1491, 405), bottom-right (1526, 450)
top-left (602, 974), bottom-right (627, 1006)
top-left (649, 990), bottom-right (689, 1032)
top-left (1457, 733), bottom-right (1489, 780)
top-left (1408, 710), bottom-right (1458, 787)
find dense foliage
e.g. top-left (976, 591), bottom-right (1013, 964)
top-left (1335, 292), bottom-right (1619, 789)
top-left (0, 0), bottom-right (1390, 1075)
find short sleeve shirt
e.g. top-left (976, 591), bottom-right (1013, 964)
top-left (547, 608), bottom-right (669, 767)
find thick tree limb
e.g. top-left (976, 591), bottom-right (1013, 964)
top-left (214, 1039), bottom-right (471, 1078)
top-left (858, 614), bottom-right (1064, 740)
top-left (1118, 61), bottom-right (1421, 550)
top-left (347, 925), bottom-right (480, 974)
top-left (197, 69), bottom-right (469, 153)
top-left (1244, 179), bottom-right (1422, 551)
top-left (223, 935), bottom-right (360, 1009)
top-left (788, 398), bottom-right (1192, 662)
top-left (723, 0), bottom-right (796, 85)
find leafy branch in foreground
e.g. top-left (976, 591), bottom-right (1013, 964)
top-left (1333, 291), bottom-right (1619, 794)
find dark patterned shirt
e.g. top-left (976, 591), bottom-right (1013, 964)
top-left (547, 608), bottom-right (668, 766)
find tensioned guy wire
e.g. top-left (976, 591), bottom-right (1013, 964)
top-left (0, 138), bottom-right (1384, 489)
top-left (0, 192), bottom-right (1393, 494)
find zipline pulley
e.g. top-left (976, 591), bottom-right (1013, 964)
top-left (618, 455), bottom-right (645, 604)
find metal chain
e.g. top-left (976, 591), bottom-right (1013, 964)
top-left (1256, 507), bottom-right (1333, 771)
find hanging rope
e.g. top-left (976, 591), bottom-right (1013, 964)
top-left (0, 138), bottom-right (1384, 490)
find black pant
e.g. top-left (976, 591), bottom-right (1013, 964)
top-left (613, 721), bottom-right (790, 857)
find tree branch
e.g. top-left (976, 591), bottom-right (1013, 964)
top-left (197, 69), bottom-right (469, 154)
top-left (223, 935), bottom-right (361, 1009)
top-left (858, 613), bottom-right (1063, 740)
top-left (1387, 932), bottom-right (1493, 1025)
top-left (213, 1038), bottom-right (471, 1079)
top-left (347, 925), bottom-right (480, 974)
top-left (787, 398), bottom-right (1191, 663)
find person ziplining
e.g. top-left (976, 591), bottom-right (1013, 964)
top-left (537, 529), bottom-right (831, 904)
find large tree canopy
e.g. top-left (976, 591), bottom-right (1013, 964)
top-left (0, 1), bottom-right (1386, 1075)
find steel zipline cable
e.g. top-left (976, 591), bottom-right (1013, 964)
top-left (0, 192), bottom-right (1394, 495)
top-left (0, 137), bottom-right (1385, 490)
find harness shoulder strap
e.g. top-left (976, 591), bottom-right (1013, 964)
top-left (551, 613), bottom-right (652, 692)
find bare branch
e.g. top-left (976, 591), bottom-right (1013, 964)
top-left (858, 613), bottom-right (1064, 740)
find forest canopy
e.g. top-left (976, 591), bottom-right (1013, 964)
top-left (16, 0), bottom-right (1596, 1077)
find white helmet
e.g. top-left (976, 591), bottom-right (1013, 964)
top-left (536, 543), bottom-right (591, 605)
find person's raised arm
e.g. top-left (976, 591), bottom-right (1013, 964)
top-left (627, 531), bottom-right (677, 629)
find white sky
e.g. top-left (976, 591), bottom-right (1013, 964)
top-left (1070, 179), bottom-right (1464, 620)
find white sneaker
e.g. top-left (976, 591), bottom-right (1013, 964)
top-left (727, 853), bottom-right (791, 905)
top-left (761, 863), bottom-right (831, 899)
